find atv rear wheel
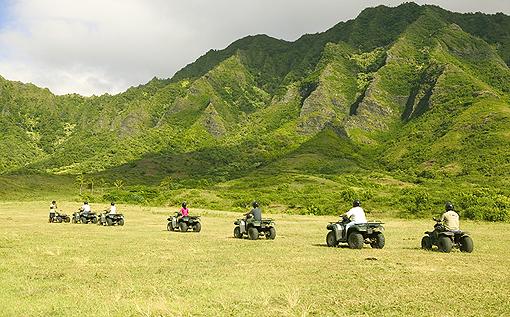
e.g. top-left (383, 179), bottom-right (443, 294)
top-left (347, 232), bottom-right (364, 249)
top-left (326, 231), bottom-right (338, 247)
top-left (193, 222), bottom-right (202, 232)
top-left (179, 222), bottom-right (188, 232)
top-left (247, 227), bottom-right (259, 240)
top-left (233, 226), bottom-right (242, 238)
top-left (64, 217), bottom-right (70, 223)
top-left (459, 236), bottom-right (474, 253)
top-left (421, 236), bottom-right (433, 250)
top-left (81, 217), bottom-right (88, 224)
top-left (106, 218), bottom-right (113, 226)
top-left (265, 227), bottom-right (276, 240)
top-left (370, 233), bottom-right (385, 249)
top-left (57, 217), bottom-right (63, 223)
top-left (438, 236), bottom-right (453, 253)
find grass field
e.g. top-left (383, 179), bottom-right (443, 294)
top-left (0, 201), bottom-right (509, 316)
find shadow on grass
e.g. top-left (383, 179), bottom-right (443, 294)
top-left (311, 243), bottom-right (351, 249)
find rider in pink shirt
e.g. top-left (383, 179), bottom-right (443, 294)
top-left (180, 202), bottom-right (189, 217)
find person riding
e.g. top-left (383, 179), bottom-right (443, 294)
top-left (180, 202), bottom-right (189, 217)
top-left (341, 200), bottom-right (368, 236)
top-left (244, 201), bottom-right (262, 223)
top-left (100, 202), bottom-right (116, 225)
top-left (109, 202), bottom-right (117, 215)
top-left (80, 201), bottom-right (91, 215)
top-left (49, 200), bottom-right (58, 222)
top-left (440, 202), bottom-right (460, 231)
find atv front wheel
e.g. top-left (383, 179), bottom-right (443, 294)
top-left (370, 233), bottom-right (385, 249)
top-left (91, 217), bottom-right (98, 224)
top-left (193, 222), bottom-right (202, 232)
top-left (266, 227), bottom-right (276, 240)
top-left (438, 236), bottom-right (453, 253)
top-left (234, 226), bottom-right (242, 238)
top-left (326, 231), bottom-right (338, 247)
top-left (347, 232), bottom-right (364, 249)
top-left (167, 222), bottom-right (173, 231)
top-left (179, 222), bottom-right (188, 232)
top-left (421, 236), bottom-right (433, 250)
top-left (459, 236), bottom-right (474, 253)
top-left (81, 217), bottom-right (88, 224)
top-left (64, 217), bottom-right (70, 223)
top-left (106, 218), bottom-right (113, 226)
top-left (247, 227), bottom-right (259, 240)
top-left (118, 218), bottom-right (124, 226)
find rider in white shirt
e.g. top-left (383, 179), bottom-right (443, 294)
top-left (109, 202), bottom-right (117, 214)
top-left (81, 201), bottom-right (91, 214)
top-left (342, 200), bottom-right (367, 236)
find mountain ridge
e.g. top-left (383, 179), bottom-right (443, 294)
top-left (0, 2), bottom-right (509, 221)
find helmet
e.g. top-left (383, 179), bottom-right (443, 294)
top-left (182, 202), bottom-right (187, 208)
top-left (52, 200), bottom-right (56, 204)
top-left (445, 202), bottom-right (454, 211)
top-left (353, 200), bottom-right (361, 207)
top-left (111, 202), bottom-right (115, 206)
top-left (84, 201), bottom-right (88, 205)
top-left (252, 201), bottom-right (259, 208)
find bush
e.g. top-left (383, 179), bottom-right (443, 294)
top-left (455, 189), bottom-right (509, 221)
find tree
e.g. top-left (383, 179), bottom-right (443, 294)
top-left (96, 178), bottom-right (108, 196)
top-left (75, 174), bottom-right (85, 195)
top-left (113, 179), bottom-right (124, 189)
top-left (89, 177), bottom-right (95, 195)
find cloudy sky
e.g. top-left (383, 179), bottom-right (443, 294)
top-left (0, 0), bottom-right (508, 96)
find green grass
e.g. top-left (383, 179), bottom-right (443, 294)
top-left (1, 201), bottom-right (509, 316)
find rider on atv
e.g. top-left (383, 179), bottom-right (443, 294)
top-left (244, 201), bottom-right (262, 223)
top-left (341, 200), bottom-right (368, 236)
top-left (177, 202), bottom-right (189, 221)
top-left (100, 202), bottom-right (117, 224)
top-left (80, 201), bottom-right (91, 216)
top-left (439, 202), bottom-right (460, 231)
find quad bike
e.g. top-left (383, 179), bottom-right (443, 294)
top-left (167, 212), bottom-right (201, 232)
top-left (233, 217), bottom-right (276, 240)
top-left (98, 211), bottom-right (125, 226)
top-left (326, 216), bottom-right (385, 249)
top-left (421, 218), bottom-right (473, 253)
top-left (71, 210), bottom-right (97, 224)
top-left (49, 212), bottom-right (70, 223)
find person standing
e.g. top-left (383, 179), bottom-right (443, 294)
top-left (49, 200), bottom-right (58, 222)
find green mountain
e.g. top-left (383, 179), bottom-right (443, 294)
top-left (0, 3), bottom-right (509, 221)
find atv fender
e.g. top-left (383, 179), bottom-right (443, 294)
top-left (239, 220), bottom-right (246, 234)
top-left (332, 223), bottom-right (343, 241)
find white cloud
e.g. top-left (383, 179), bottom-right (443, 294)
top-left (0, 0), bottom-right (508, 96)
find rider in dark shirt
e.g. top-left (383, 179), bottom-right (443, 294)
top-left (245, 201), bottom-right (262, 222)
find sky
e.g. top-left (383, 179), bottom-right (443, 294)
top-left (0, 0), bottom-right (508, 96)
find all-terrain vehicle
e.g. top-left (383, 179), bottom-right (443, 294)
top-left (326, 216), bottom-right (385, 249)
top-left (421, 218), bottom-right (473, 253)
top-left (98, 211), bottom-right (125, 226)
top-left (71, 211), bottom-right (98, 224)
top-left (233, 218), bottom-right (276, 240)
top-left (167, 212), bottom-right (201, 232)
top-left (49, 212), bottom-right (70, 223)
